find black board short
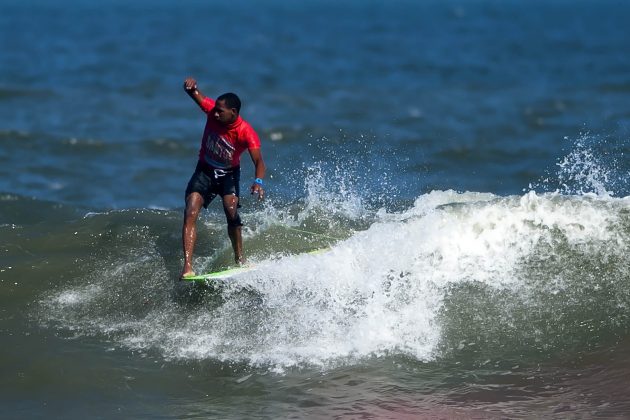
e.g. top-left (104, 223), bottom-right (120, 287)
top-left (185, 161), bottom-right (241, 208)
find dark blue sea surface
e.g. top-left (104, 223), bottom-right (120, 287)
top-left (3, 0), bottom-right (630, 417)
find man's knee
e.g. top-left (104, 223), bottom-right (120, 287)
top-left (184, 193), bottom-right (203, 220)
top-left (227, 213), bottom-right (243, 228)
top-left (222, 195), bottom-right (242, 227)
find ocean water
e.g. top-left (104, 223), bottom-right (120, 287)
top-left (3, 0), bottom-right (630, 417)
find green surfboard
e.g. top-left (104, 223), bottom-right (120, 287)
top-left (181, 248), bottom-right (329, 284)
top-left (182, 265), bottom-right (257, 283)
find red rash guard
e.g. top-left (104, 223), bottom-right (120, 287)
top-left (198, 97), bottom-right (261, 170)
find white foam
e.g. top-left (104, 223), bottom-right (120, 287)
top-left (146, 191), bottom-right (629, 369)
top-left (53, 285), bottom-right (101, 306)
top-left (41, 187), bottom-right (630, 371)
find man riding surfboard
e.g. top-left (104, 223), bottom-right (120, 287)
top-left (180, 77), bottom-right (266, 279)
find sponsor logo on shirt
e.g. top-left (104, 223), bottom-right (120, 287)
top-left (204, 132), bottom-right (235, 166)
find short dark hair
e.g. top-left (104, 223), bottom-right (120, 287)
top-left (217, 92), bottom-right (241, 113)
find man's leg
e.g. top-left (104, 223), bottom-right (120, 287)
top-left (181, 192), bottom-right (204, 278)
top-left (222, 194), bottom-right (244, 264)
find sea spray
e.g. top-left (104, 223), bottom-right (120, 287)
top-left (39, 189), bottom-right (630, 372)
top-left (532, 132), bottom-right (629, 196)
top-left (37, 135), bottom-right (630, 370)
top-left (437, 192), bottom-right (630, 366)
top-left (178, 192), bottom-right (630, 369)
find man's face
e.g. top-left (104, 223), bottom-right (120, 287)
top-left (213, 100), bottom-right (237, 125)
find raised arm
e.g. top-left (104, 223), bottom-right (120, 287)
top-left (183, 77), bottom-right (206, 109)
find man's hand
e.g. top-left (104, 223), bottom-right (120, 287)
top-left (251, 183), bottom-right (265, 200)
top-left (183, 77), bottom-right (197, 92)
top-left (183, 77), bottom-right (204, 107)
top-left (248, 148), bottom-right (266, 201)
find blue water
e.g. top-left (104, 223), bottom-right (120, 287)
top-left (3, 0), bottom-right (630, 417)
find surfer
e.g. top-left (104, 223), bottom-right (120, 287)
top-left (180, 77), bottom-right (266, 279)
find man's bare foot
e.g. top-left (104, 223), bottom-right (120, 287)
top-left (180, 270), bottom-right (195, 280)
top-left (235, 256), bottom-right (246, 266)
